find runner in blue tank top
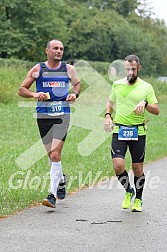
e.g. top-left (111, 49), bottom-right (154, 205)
top-left (18, 39), bottom-right (80, 208)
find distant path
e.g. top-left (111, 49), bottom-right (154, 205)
top-left (0, 158), bottom-right (167, 252)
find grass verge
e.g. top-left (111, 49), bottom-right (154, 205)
top-left (0, 103), bottom-right (167, 217)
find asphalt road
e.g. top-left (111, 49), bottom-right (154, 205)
top-left (0, 157), bottom-right (167, 252)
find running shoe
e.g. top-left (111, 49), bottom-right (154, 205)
top-left (131, 198), bottom-right (142, 212)
top-left (122, 188), bottom-right (135, 209)
top-left (42, 193), bottom-right (56, 208)
top-left (57, 174), bottom-right (68, 200)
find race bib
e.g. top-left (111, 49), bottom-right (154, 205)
top-left (118, 126), bottom-right (138, 141)
top-left (47, 101), bottom-right (64, 116)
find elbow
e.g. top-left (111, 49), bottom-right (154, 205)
top-left (155, 108), bottom-right (160, 115)
top-left (18, 87), bottom-right (22, 97)
top-left (152, 104), bottom-right (160, 115)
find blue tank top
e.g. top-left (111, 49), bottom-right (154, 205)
top-left (36, 62), bottom-right (70, 115)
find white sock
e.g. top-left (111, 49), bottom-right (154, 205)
top-left (50, 161), bottom-right (64, 197)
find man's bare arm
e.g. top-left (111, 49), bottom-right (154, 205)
top-left (18, 64), bottom-right (48, 101)
top-left (104, 99), bottom-right (115, 132)
top-left (66, 64), bottom-right (81, 102)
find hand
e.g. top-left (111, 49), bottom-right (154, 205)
top-left (66, 93), bottom-right (76, 103)
top-left (134, 101), bottom-right (146, 115)
top-left (33, 92), bottom-right (48, 101)
top-left (104, 117), bottom-right (114, 132)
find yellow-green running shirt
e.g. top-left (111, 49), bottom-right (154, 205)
top-left (109, 77), bottom-right (158, 135)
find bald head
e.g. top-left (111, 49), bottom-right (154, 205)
top-left (45, 39), bottom-right (64, 62)
top-left (46, 39), bottom-right (63, 49)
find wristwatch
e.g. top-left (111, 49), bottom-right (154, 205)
top-left (144, 100), bottom-right (148, 107)
top-left (73, 92), bottom-right (79, 98)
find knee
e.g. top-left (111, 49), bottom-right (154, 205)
top-left (50, 151), bottom-right (61, 162)
top-left (112, 158), bottom-right (124, 175)
top-left (114, 166), bottom-right (123, 175)
top-left (132, 164), bottom-right (143, 176)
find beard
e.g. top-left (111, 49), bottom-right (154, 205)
top-left (127, 74), bottom-right (138, 84)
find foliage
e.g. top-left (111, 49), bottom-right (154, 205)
top-left (0, 0), bottom-right (167, 76)
top-left (0, 62), bottom-right (167, 105)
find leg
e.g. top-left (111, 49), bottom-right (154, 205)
top-left (132, 162), bottom-right (145, 200)
top-left (49, 139), bottom-right (65, 196)
top-left (112, 157), bottom-right (125, 176)
top-left (43, 140), bottom-right (63, 164)
top-left (129, 135), bottom-right (146, 212)
top-left (111, 134), bottom-right (134, 209)
top-left (37, 116), bottom-right (68, 160)
top-left (44, 139), bottom-right (68, 199)
top-left (50, 138), bottom-right (64, 162)
top-left (42, 139), bottom-right (66, 207)
top-left (113, 158), bottom-right (132, 192)
top-left (112, 134), bottom-right (132, 192)
top-left (129, 135), bottom-right (146, 200)
top-left (48, 115), bottom-right (70, 201)
top-left (37, 115), bottom-right (69, 207)
top-left (132, 162), bottom-right (144, 177)
top-left (48, 115), bottom-right (70, 197)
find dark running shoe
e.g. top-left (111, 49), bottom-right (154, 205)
top-left (57, 174), bottom-right (68, 200)
top-left (42, 193), bottom-right (56, 208)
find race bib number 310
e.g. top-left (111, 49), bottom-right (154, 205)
top-left (47, 101), bottom-right (64, 116)
top-left (118, 126), bottom-right (138, 141)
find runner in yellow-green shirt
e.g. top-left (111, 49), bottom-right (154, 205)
top-left (104, 55), bottom-right (160, 212)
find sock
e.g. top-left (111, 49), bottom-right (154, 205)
top-left (116, 170), bottom-right (132, 192)
top-left (50, 161), bottom-right (64, 198)
top-left (134, 173), bottom-right (145, 200)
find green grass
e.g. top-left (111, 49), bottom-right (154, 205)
top-left (0, 60), bottom-right (167, 217)
top-left (0, 102), bottom-right (167, 217)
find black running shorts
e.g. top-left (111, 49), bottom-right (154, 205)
top-left (111, 133), bottom-right (146, 163)
top-left (37, 114), bottom-right (70, 144)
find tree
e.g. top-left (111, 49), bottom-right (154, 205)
top-left (0, 0), bottom-right (167, 76)
top-left (0, 0), bottom-right (68, 61)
